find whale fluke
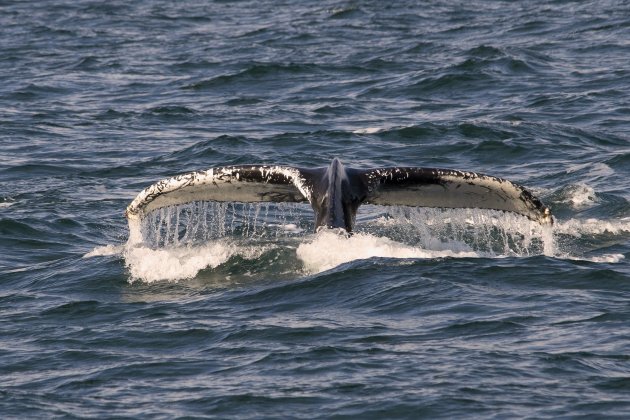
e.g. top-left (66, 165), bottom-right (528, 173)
top-left (356, 167), bottom-right (552, 226)
top-left (126, 158), bottom-right (552, 232)
top-left (125, 165), bottom-right (313, 220)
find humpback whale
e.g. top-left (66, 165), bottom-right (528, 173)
top-left (126, 158), bottom-right (552, 232)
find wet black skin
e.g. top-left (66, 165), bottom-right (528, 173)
top-left (309, 158), bottom-right (366, 233)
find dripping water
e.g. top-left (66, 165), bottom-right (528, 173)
top-left (139, 201), bottom-right (314, 248)
top-left (355, 206), bottom-right (555, 256)
top-left (134, 201), bottom-right (555, 257)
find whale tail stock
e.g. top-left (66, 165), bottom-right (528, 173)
top-left (125, 158), bottom-right (553, 232)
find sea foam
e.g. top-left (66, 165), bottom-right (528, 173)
top-left (85, 202), bottom-right (628, 283)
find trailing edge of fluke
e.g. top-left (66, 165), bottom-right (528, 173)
top-left (125, 158), bottom-right (553, 232)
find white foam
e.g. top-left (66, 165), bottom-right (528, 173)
top-left (364, 207), bottom-right (556, 257)
top-left (119, 201), bottom-right (628, 283)
top-left (124, 240), bottom-right (271, 283)
top-left (83, 244), bottom-right (124, 258)
top-left (0, 202), bottom-right (15, 208)
top-left (577, 254), bottom-right (625, 263)
top-left (560, 184), bottom-right (599, 208)
top-left (352, 127), bottom-right (386, 134)
top-left (551, 252), bottom-right (625, 264)
top-left (296, 230), bottom-right (481, 274)
top-left (554, 218), bottom-right (630, 237)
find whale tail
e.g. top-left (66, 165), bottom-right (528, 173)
top-left (125, 160), bottom-right (552, 231)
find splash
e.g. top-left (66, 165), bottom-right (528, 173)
top-left (549, 217), bottom-right (629, 263)
top-left (296, 230), bottom-right (481, 274)
top-left (83, 200), bottom-right (628, 283)
top-left (359, 206), bottom-right (556, 257)
top-left (136, 201), bottom-right (311, 248)
top-left (124, 239), bottom-right (272, 283)
top-left (556, 184), bottom-right (599, 209)
top-left (119, 202), bottom-right (309, 283)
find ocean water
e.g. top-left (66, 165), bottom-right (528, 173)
top-left (1, 0), bottom-right (629, 418)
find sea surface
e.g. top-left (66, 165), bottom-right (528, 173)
top-left (1, 0), bottom-right (629, 418)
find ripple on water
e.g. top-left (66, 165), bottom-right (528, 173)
top-left (2, 0), bottom-right (630, 418)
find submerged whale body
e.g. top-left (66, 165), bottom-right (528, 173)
top-left (126, 158), bottom-right (552, 232)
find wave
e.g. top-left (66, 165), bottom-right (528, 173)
top-left (551, 184), bottom-right (599, 209)
top-left (455, 45), bottom-right (539, 75)
top-left (183, 63), bottom-right (320, 91)
top-left (144, 105), bottom-right (198, 116)
top-left (123, 240), bottom-right (274, 283)
top-left (296, 230), bottom-right (481, 274)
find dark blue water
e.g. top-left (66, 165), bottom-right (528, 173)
top-left (2, 0), bottom-right (629, 418)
